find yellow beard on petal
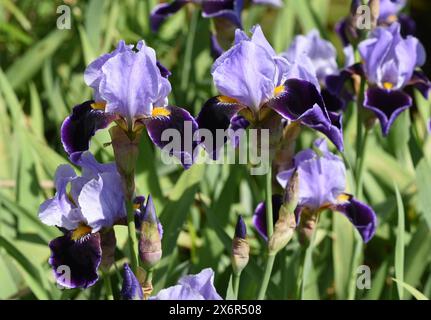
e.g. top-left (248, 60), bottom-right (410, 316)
top-left (151, 107), bottom-right (171, 117)
top-left (336, 193), bottom-right (352, 203)
top-left (383, 82), bottom-right (394, 90)
top-left (91, 101), bottom-right (107, 110)
top-left (218, 96), bottom-right (239, 104)
top-left (274, 85), bottom-right (285, 96)
top-left (71, 224), bottom-right (92, 241)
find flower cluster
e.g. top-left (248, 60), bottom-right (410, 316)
top-left (36, 0), bottom-right (430, 300)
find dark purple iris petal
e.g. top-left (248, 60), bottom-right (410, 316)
top-left (335, 18), bottom-right (349, 47)
top-left (150, 0), bottom-right (190, 32)
top-left (229, 114), bottom-right (249, 148)
top-left (268, 79), bottom-right (343, 151)
top-left (157, 61), bottom-right (172, 78)
top-left (121, 263), bottom-right (143, 300)
top-left (49, 232), bottom-right (102, 289)
top-left (201, 0), bottom-right (242, 28)
top-left (196, 96), bottom-right (244, 159)
top-left (145, 106), bottom-right (198, 169)
top-left (364, 87), bottom-right (412, 135)
top-left (321, 88), bottom-right (346, 113)
top-left (333, 196), bottom-right (377, 243)
top-left (322, 111), bottom-right (344, 152)
top-left (61, 100), bottom-right (114, 157)
top-left (398, 14), bottom-right (416, 36)
top-left (326, 63), bottom-right (362, 97)
top-left (252, 194), bottom-right (283, 241)
top-left (407, 70), bottom-right (431, 99)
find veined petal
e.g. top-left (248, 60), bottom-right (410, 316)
top-left (364, 87), bottom-right (412, 135)
top-left (332, 195), bottom-right (377, 243)
top-left (145, 106), bottom-right (199, 169)
top-left (196, 96), bottom-right (245, 158)
top-left (61, 101), bottom-right (115, 156)
top-left (49, 232), bottom-right (102, 289)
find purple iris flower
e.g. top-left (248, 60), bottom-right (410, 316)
top-left (284, 30), bottom-right (338, 85)
top-left (151, 268), bottom-right (222, 300)
top-left (358, 23), bottom-right (429, 134)
top-left (38, 152), bottom-right (126, 288)
top-left (61, 40), bottom-right (198, 168)
top-left (379, 0), bottom-right (406, 21)
top-left (121, 263), bottom-right (144, 300)
top-left (197, 25), bottom-right (344, 157)
top-left (253, 139), bottom-right (377, 243)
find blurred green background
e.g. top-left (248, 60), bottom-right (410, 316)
top-left (0, 0), bottom-right (431, 300)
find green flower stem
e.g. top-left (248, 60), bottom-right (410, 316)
top-left (102, 270), bottom-right (114, 300)
top-left (126, 200), bottom-right (139, 273)
top-left (257, 167), bottom-right (276, 300)
top-left (232, 272), bottom-right (241, 300)
top-left (355, 77), bottom-right (368, 198)
top-left (257, 254), bottom-right (276, 300)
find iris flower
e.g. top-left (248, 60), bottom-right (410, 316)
top-left (61, 40), bottom-right (197, 168)
top-left (121, 267), bottom-right (222, 300)
top-left (197, 25), bottom-right (343, 157)
top-left (150, 0), bottom-right (282, 32)
top-left (328, 23), bottom-right (430, 135)
top-left (38, 152), bottom-right (126, 288)
top-left (253, 139), bottom-right (377, 243)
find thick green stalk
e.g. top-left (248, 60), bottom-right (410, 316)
top-left (126, 200), bottom-right (139, 273)
top-left (257, 254), bottom-right (276, 300)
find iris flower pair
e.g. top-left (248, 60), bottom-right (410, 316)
top-left (254, 139), bottom-right (377, 243)
top-left (197, 25), bottom-right (344, 157)
top-left (61, 40), bottom-right (197, 168)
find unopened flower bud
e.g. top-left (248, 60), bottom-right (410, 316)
top-left (100, 229), bottom-right (116, 271)
top-left (231, 216), bottom-right (249, 275)
top-left (268, 206), bottom-right (296, 254)
top-left (282, 169), bottom-right (299, 214)
top-left (121, 263), bottom-right (143, 300)
top-left (139, 195), bottom-right (162, 270)
top-left (109, 125), bottom-right (142, 199)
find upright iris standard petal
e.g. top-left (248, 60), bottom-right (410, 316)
top-left (121, 263), bottom-right (143, 300)
top-left (145, 106), bottom-right (199, 169)
top-left (284, 30), bottom-right (338, 83)
top-left (152, 268), bottom-right (222, 300)
top-left (212, 39), bottom-right (276, 111)
top-left (61, 100), bottom-right (115, 156)
top-left (49, 232), bottom-right (102, 289)
top-left (277, 140), bottom-right (346, 210)
top-left (333, 196), bottom-right (377, 243)
top-left (379, 0), bottom-right (406, 21)
top-left (100, 42), bottom-right (171, 121)
top-left (364, 87), bottom-right (412, 135)
top-left (252, 194), bottom-right (283, 241)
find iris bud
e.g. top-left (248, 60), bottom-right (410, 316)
top-left (268, 170), bottom-right (299, 254)
top-left (231, 216), bottom-right (250, 275)
top-left (120, 263), bottom-right (143, 300)
top-left (138, 196), bottom-right (162, 270)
